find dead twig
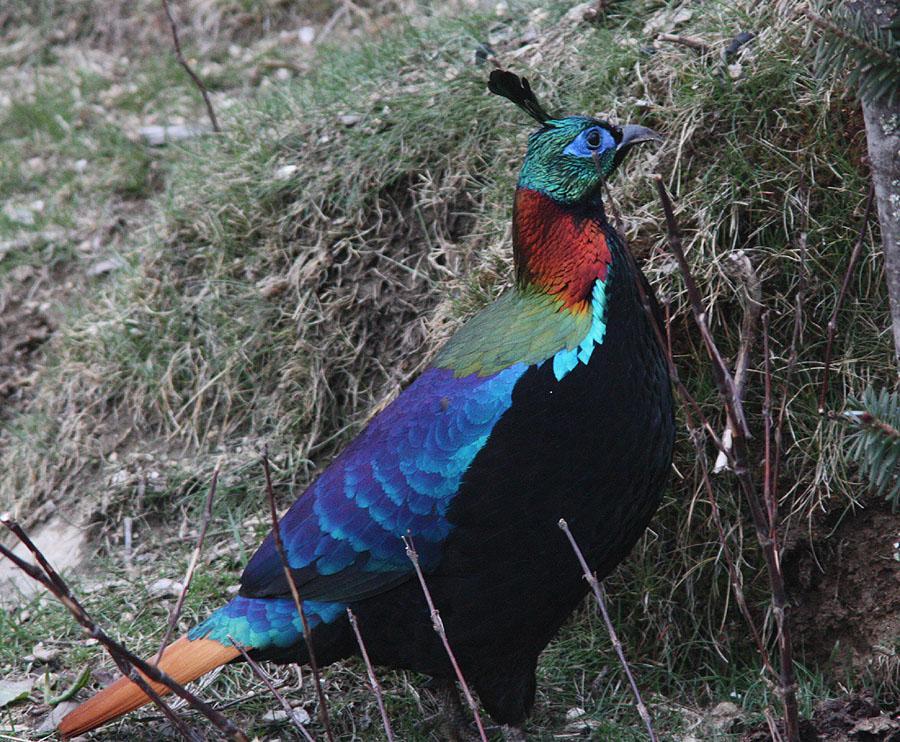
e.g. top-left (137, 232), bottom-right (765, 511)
top-left (818, 184), bottom-right (875, 413)
top-left (402, 534), bottom-right (488, 742)
top-left (652, 175), bottom-right (801, 741)
top-left (557, 519), bottom-right (658, 742)
top-left (694, 431), bottom-right (776, 680)
top-left (161, 0), bottom-right (221, 133)
top-left (155, 464), bottom-right (220, 663)
top-left (713, 252), bottom-right (763, 473)
top-left (0, 515), bottom-right (246, 741)
top-left (346, 609), bottom-right (395, 742)
top-left (662, 279), bottom-right (775, 680)
top-left (653, 176), bottom-right (750, 440)
top-left (656, 33), bottom-right (711, 53)
top-left (261, 447), bottom-right (335, 742)
top-left (227, 636), bottom-right (316, 742)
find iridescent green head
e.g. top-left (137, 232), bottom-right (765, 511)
top-left (488, 70), bottom-right (662, 205)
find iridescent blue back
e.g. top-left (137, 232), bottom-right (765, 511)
top-left (189, 363), bottom-right (527, 649)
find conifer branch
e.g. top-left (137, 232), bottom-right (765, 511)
top-left (799, 3), bottom-right (899, 106)
top-left (844, 386), bottom-right (900, 505)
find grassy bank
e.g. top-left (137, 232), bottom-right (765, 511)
top-left (0, 0), bottom-right (893, 738)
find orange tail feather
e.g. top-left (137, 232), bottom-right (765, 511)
top-left (58, 636), bottom-right (241, 738)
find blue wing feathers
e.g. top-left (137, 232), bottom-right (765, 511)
top-left (190, 363), bottom-right (527, 650)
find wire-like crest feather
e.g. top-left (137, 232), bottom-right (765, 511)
top-left (488, 69), bottom-right (553, 124)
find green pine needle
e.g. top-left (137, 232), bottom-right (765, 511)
top-left (805, 3), bottom-right (900, 107)
top-left (845, 386), bottom-right (900, 508)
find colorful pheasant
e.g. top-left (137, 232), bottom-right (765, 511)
top-left (60, 70), bottom-right (674, 737)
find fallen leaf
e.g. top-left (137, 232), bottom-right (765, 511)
top-left (0, 678), bottom-right (34, 708)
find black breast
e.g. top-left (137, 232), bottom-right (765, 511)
top-left (345, 244), bottom-right (675, 724)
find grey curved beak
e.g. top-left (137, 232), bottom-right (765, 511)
top-left (612, 124), bottom-right (663, 169)
top-left (617, 124), bottom-right (664, 151)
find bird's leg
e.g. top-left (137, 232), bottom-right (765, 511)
top-left (429, 678), bottom-right (473, 741)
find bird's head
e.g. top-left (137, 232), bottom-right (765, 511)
top-left (488, 70), bottom-right (661, 205)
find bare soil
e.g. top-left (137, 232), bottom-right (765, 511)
top-left (0, 266), bottom-right (54, 417)
top-left (789, 497), bottom-right (900, 686)
top-left (743, 691), bottom-right (900, 741)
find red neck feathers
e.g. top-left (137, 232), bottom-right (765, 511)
top-left (512, 188), bottom-right (612, 308)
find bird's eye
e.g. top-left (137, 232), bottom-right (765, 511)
top-left (585, 129), bottom-right (602, 148)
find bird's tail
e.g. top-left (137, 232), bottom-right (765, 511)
top-left (58, 636), bottom-right (241, 738)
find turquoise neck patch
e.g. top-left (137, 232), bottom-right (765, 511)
top-left (550, 275), bottom-right (611, 381)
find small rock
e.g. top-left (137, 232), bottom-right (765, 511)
top-left (31, 642), bottom-right (59, 663)
top-left (87, 257), bottom-right (126, 277)
top-left (727, 62), bottom-right (743, 80)
top-left (26, 156), bottom-right (47, 174)
top-left (109, 469), bottom-right (129, 487)
top-left (566, 707), bottom-right (586, 720)
top-left (275, 164), bottom-right (298, 180)
top-left (138, 124), bottom-right (209, 147)
top-left (564, 2), bottom-right (594, 24)
top-left (262, 707), bottom-right (310, 725)
top-left (3, 203), bottom-right (35, 226)
top-left (257, 275), bottom-right (290, 298)
top-left (298, 26), bottom-right (315, 44)
top-left (724, 31), bottom-right (755, 59)
top-left (708, 701), bottom-right (741, 731)
top-left (73, 159), bottom-right (88, 173)
top-left (275, 67), bottom-right (292, 81)
top-left (643, 7), bottom-right (693, 36)
top-left (338, 113), bottom-right (361, 127)
top-left (147, 578), bottom-right (183, 599)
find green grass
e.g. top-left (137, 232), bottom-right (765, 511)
top-left (0, 0), bottom-right (895, 738)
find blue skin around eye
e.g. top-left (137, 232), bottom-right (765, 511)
top-left (189, 363), bottom-right (528, 650)
top-left (563, 127), bottom-right (615, 159)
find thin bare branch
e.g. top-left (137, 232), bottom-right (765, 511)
top-left (653, 175), bottom-right (750, 439)
top-left (261, 447), bottom-right (335, 742)
top-left (0, 515), bottom-right (246, 741)
top-left (347, 609), bottom-right (396, 742)
top-left (558, 519), bottom-right (658, 742)
top-left (652, 177), bottom-right (801, 741)
top-left (693, 431), bottom-right (776, 679)
top-left (402, 534), bottom-right (488, 742)
top-left (161, 0), bottom-right (221, 133)
top-left (156, 464), bottom-right (220, 663)
top-left (818, 184), bottom-right (875, 413)
top-left (227, 636), bottom-right (316, 742)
